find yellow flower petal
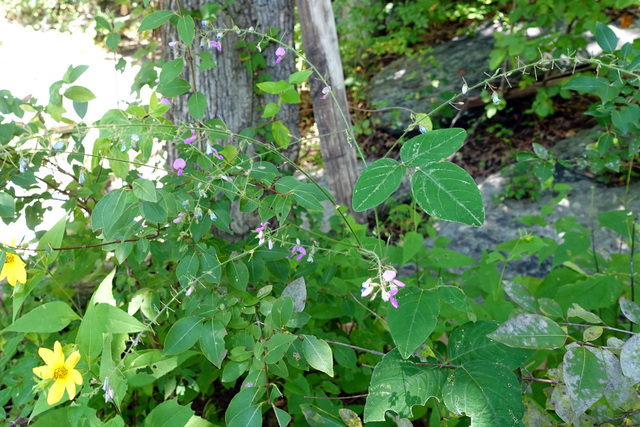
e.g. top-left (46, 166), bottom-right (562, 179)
top-left (65, 350), bottom-right (81, 370)
top-left (38, 347), bottom-right (56, 367)
top-left (33, 365), bottom-right (53, 379)
top-left (70, 368), bottom-right (83, 386)
top-left (52, 341), bottom-right (65, 365)
top-left (64, 377), bottom-right (77, 400)
top-left (47, 380), bottom-right (65, 405)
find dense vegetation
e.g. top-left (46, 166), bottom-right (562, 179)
top-left (1, 1), bottom-right (640, 425)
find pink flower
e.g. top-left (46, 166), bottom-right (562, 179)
top-left (184, 128), bottom-right (196, 144)
top-left (255, 221), bottom-right (270, 246)
top-left (388, 287), bottom-right (399, 309)
top-left (173, 212), bottom-right (185, 223)
top-left (160, 97), bottom-right (171, 106)
top-left (288, 239), bottom-right (306, 261)
top-left (275, 47), bottom-right (285, 63)
top-left (173, 158), bottom-right (186, 176)
top-left (322, 86), bottom-right (331, 100)
top-left (383, 270), bottom-right (406, 288)
top-left (209, 41), bottom-right (221, 51)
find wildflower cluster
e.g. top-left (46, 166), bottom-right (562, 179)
top-left (361, 269), bottom-right (406, 308)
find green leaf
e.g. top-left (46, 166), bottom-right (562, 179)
top-left (63, 86), bottom-right (96, 102)
top-left (302, 335), bottom-right (334, 377)
top-left (256, 81), bottom-right (290, 94)
top-left (271, 121), bottom-right (290, 148)
top-left (388, 287), bottom-right (440, 359)
top-left (487, 314), bottom-right (567, 350)
top-left (105, 33), bottom-right (120, 51)
top-left (163, 317), bottom-right (203, 356)
top-left (275, 177), bottom-right (327, 210)
top-left (73, 100), bottom-right (88, 118)
top-left (94, 16), bottom-right (112, 31)
top-left (262, 102), bottom-right (280, 118)
top-left (177, 15), bottom-right (195, 45)
top-left (200, 319), bottom-right (227, 368)
top-left (95, 303), bottom-right (146, 333)
top-left (139, 10), bottom-right (175, 32)
top-left (143, 398), bottom-right (194, 427)
top-left (63, 64), bottom-right (89, 84)
top-left (353, 158), bottom-right (406, 211)
top-left (504, 281), bottom-right (536, 312)
top-left (400, 128), bottom-right (466, 165)
top-left (36, 214), bottom-right (66, 265)
top-left (449, 321), bottom-right (533, 370)
top-left (159, 58), bottom-right (184, 84)
top-left (225, 387), bottom-right (263, 427)
top-left (437, 285), bottom-right (473, 313)
top-left (188, 92), bottom-right (207, 120)
top-left (300, 404), bottom-right (345, 426)
top-left (0, 192), bottom-right (15, 218)
top-left (157, 78), bottom-right (191, 97)
top-left (273, 406), bottom-right (291, 427)
top-left (271, 296), bottom-right (294, 329)
top-left (364, 349), bottom-right (446, 422)
top-left (411, 162), bottom-right (484, 226)
top-left (564, 76), bottom-right (609, 93)
top-left (226, 260), bottom-right (249, 291)
top-left (443, 361), bottom-right (524, 426)
top-left (621, 333), bottom-right (640, 383)
top-left (132, 178), bottom-right (157, 202)
top-left (176, 251), bottom-right (199, 287)
top-left (259, 194), bottom-right (291, 222)
top-left (282, 277), bottom-right (306, 313)
top-left (3, 301), bottom-right (79, 333)
top-left (140, 199), bottom-right (168, 224)
top-left (288, 70), bottom-right (313, 84)
top-left (264, 334), bottom-right (297, 364)
top-left (596, 22), bottom-right (618, 53)
top-left (563, 344), bottom-right (607, 415)
top-left (76, 304), bottom-right (102, 365)
top-left (92, 189), bottom-right (136, 240)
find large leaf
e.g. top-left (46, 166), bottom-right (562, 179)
top-left (596, 22), bottom-right (618, 53)
top-left (353, 158), bottom-right (406, 211)
top-left (387, 287), bottom-right (440, 359)
top-left (3, 301), bottom-right (79, 333)
top-left (448, 321), bottom-right (533, 370)
top-left (177, 15), bottom-right (195, 46)
top-left (411, 162), bottom-right (484, 226)
top-left (225, 387), bottom-right (263, 427)
top-left (443, 360), bottom-right (525, 426)
top-left (199, 319), bottom-right (227, 368)
top-left (159, 59), bottom-right (184, 84)
top-left (302, 335), bottom-right (334, 377)
top-left (188, 92), bottom-right (207, 120)
top-left (143, 398), bottom-right (194, 427)
top-left (400, 128), bottom-right (466, 165)
top-left (163, 317), bottom-right (203, 356)
top-left (564, 76), bottom-right (609, 93)
top-left (488, 314), bottom-right (567, 350)
top-left (92, 189), bottom-right (136, 240)
top-left (94, 303), bottom-right (146, 333)
top-left (563, 344), bottom-right (607, 416)
top-left (621, 333), bottom-right (640, 384)
top-left (364, 349), bottom-right (446, 422)
top-left (63, 86), bottom-right (96, 102)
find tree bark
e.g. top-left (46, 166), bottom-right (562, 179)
top-left (162, 0), bottom-right (298, 238)
top-left (297, 0), bottom-right (365, 222)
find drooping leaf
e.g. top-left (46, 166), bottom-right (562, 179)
top-left (353, 158), bottom-right (406, 211)
top-left (364, 349), bottom-right (446, 422)
top-left (387, 287), bottom-right (440, 359)
top-left (411, 162), bottom-right (484, 226)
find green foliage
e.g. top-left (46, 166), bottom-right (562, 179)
top-left (2, 4), bottom-right (640, 427)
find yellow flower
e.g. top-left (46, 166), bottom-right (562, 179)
top-left (33, 341), bottom-right (83, 405)
top-left (0, 239), bottom-right (27, 286)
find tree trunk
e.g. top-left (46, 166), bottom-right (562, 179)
top-left (162, 0), bottom-right (298, 238)
top-left (297, 0), bottom-right (365, 222)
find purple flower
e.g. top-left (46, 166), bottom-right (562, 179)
top-left (168, 41), bottom-right (177, 47)
top-left (184, 128), bottom-right (196, 144)
top-left (275, 47), bottom-right (285, 63)
top-left (255, 221), bottom-right (270, 245)
top-left (382, 270), bottom-right (406, 288)
top-left (288, 240), bottom-right (306, 261)
top-left (173, 212), bottom-right (185, 223)
top-left (321, 86), bottom-right (331, 100)
top-left (160, 97), bottom-right (171, 106)
top-left (206, 144), bottom-right (224, 160)
top-left (388, 287), bottom-right (399, 309)
top-left (209, 40), bottom-right (222, 51)
top-left (173, 158), bottom-right (186, 176)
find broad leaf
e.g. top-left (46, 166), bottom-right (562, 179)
top-left (488, 314), bottom-right (567, 350)
top-left (3, 301), bottom-right (79, 333)
top-left (63, 86), bottom-right (96, 102)
top-left (225, 387), bottom-right (263, 427)
top-left (596, 22), bottom-right (618, 53)
top-left (188, 92), bottom-right (207, 120)
top-left (400, 128), bottom-right (466, 165)
top-left (302, 335), bottom-right (334, 377)
top-left (387, 287), bottom-right (440, 358)
top-left (621, 333), bottom-right (640, 384)
top-left (177, 15), bottom-right (195, 46)
top-left (563, 344), bottom-right (607, 416)
top-left (443, 360), bottom-right (524, 426)
top-left (353, 158), bottom-right (406, 211)
top-left (620, 298), bottom-right (640, 324)
top-left (364, 349), bottom-right (446, 422)
top-left (163, 317), bottom-right (203, 356)
top-left (143, 398), bottom-right (194, 427)
top-left (411, 162), bottom-right (484, 226)
top-left (200, 319), bottom-right (227, 368)
top-left (139, 10), bottom-right (174, 32)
